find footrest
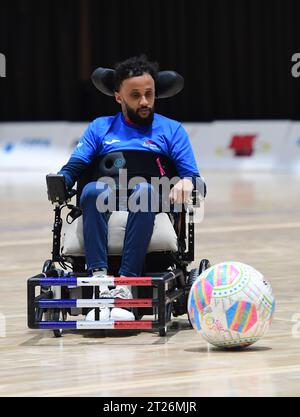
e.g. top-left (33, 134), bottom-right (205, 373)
top-left (27, 269), bottom-right (186, 336)
top-left (37, 298), bottom-right (153, 308)
top-left (38, 320), bottom-right (154, 330)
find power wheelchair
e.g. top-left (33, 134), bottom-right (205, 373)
top-left (27, 67), bottom-right (211, 337)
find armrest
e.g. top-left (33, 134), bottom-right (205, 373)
top-left (195, 176), bottom-right (207, 200)
top-left (46, 174), bottom-right (76, 204)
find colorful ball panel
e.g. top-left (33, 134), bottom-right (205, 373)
top-left (193, 278), bottom-right (213, 312)
top-left (225, 301), bottom-right (257, 333)
top-left (205, 262), bottom-right (241, 287)
top-left (187, 261), bottom-right (275, 349)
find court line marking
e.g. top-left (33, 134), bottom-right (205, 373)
top-left (0, 239), bottom-right (49, 247)
top-left (2, 314), bottom-right (295, 323)
top-left (8, 364), bottom-right (300, 397)
top-left (1, 221), bottom-right (300, 247)
top-left (197, 222), bottom-right (300, 233)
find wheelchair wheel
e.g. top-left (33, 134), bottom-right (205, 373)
top-left (187, 260), bottom-right (211, 327)
top-left (41, 260), bottom-right (56, 297)
top-left (34, 288), bottom-right (53, 324)
top-left (187, 268), bottom-right (200, 328)
top-left (199, 259), bottom-right (211, 275)
top-left (187, 268), bottom-right (198, 288)
top-left (42, 259), bottom-right (55, 274)
top-left (35, 306), bottom-right (44, 322)
top-left (45, 309), bottom-right (67, 338)
top-left (159, 302), bottom-right (173, 337)
top-left (159, 327), bottom-right (167, 337)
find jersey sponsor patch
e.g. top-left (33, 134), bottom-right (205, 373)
top-left (104, 139), bottom-right (121, 145)
top-left (142, 139), bottom-right (159, 150)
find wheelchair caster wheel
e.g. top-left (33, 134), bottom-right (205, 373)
top-left (35, 308), bottom-right (43, 322)
top-left (45, 309), bottom-right (66, 338)
top-left (42, 259), bottom-right (55, 274)
top-left (187, 268), bottom-right (199, 328)
top-left (187, 268), bottom-right (198, 289)
top-left (159, 326), bottom-right (167, 337)
top-left (187, 261), bottom-right (211, 327)
top-left (53, 310), bottom-right (68, 337)
top-left (166, 302), bottom-right (172, 322)
top-left (199, 259), bottom-right (211, 275)
top-left (159, 302), bottom-right (172, 337)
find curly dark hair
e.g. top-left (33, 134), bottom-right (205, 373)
top-left (114, 54), bottom-right (159, 91)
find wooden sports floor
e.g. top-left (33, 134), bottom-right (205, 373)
top-left (0, 171), bottom-right (299, 397)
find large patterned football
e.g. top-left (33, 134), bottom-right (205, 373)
top-left (187, 262), bottom-right (276, 348)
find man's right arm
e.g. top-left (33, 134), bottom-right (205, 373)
top-left (58, 157), bottom-right (89, 190)
top-left (58, 122), bottom-right (100, 189)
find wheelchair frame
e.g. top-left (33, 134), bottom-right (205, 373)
top-left (27, 176), bottom-right (207, 337)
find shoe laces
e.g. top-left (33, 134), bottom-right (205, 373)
top-left (99, 286), bottom-right (112, 298)
top-left (110, 285), bottom-right (133, 299)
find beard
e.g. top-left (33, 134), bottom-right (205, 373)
top-left (125, 102), bottom-right (155, 127)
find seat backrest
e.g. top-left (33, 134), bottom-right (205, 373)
top-left (75, 151), bottom-right (179, 206)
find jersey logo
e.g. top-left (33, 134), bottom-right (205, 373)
top-left (142, 139), bottom-right (159, 150)
top-left (104, 139), bottom-right (121, 145)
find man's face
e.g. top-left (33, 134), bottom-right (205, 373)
top-left (114, 73), bottom-right (155, 126)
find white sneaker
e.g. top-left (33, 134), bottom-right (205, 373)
top-left (110, 307), bottom-right (135, 321)
top-left (85, 307), bottom-right (110, 321)
top-left (85, 269), bottom-right (111, 321)
top-left (110, 285), bottom-right (133, 299)
top-left (92, 268), bottom-right (107, 276)
top-left (110, 285), bottom-right (134, 320)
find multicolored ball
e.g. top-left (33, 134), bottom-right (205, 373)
top-left (188, 262), bottom-right (275, 348)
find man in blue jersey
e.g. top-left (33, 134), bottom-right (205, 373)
top-left (59, 55), bottom-right (200, 321)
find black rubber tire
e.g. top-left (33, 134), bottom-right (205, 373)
top-left (42, 259), bottom-right (55, 274)
top-left (159, 326), bottom-right (167, 337)
top-left (187, 261), bottom-right (211, 327)
top-left (166, 301), bottom-right (173, 325)
top-left (35, 307), bottom-right (44, 322)
top-left (40, 264), bottom-right (66, 337)
top-left (52, 310), bottom-right (62, 338)
top-left (199, 259), bottom-right (211, 275)
top-left (187, 268), bottom-right (199, 290)
top-left (187, 268), bottom-right (200, 327)
top-left (45, 309), bottom-right (66, 338)
top-left (159, 302), bottom-right (172, 337)
top-left (55, 310), bottom-right (68, 337)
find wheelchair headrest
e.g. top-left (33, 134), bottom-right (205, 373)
top-left (91, 67), bottom-right (184, 99)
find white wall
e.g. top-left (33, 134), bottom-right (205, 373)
top-left (0, 121), bottom-right (299, 173)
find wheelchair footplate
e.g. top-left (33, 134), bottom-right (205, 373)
top-left (27, 269), bottom-right (186, 337)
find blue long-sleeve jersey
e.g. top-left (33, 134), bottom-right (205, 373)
top-left (59, 112), bottom-right (200, 188)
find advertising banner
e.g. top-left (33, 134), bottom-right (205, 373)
top-left (184, 121), bottom-right (291, 171)
top-left (278, 122), bottom-right (300, 172)
top-left (0, 120), bottom-right (299, 173)
top-left (0, 122), bottom-right (87, 172)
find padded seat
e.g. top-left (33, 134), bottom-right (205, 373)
top-left (62, 212), bottom-right (178, 256)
